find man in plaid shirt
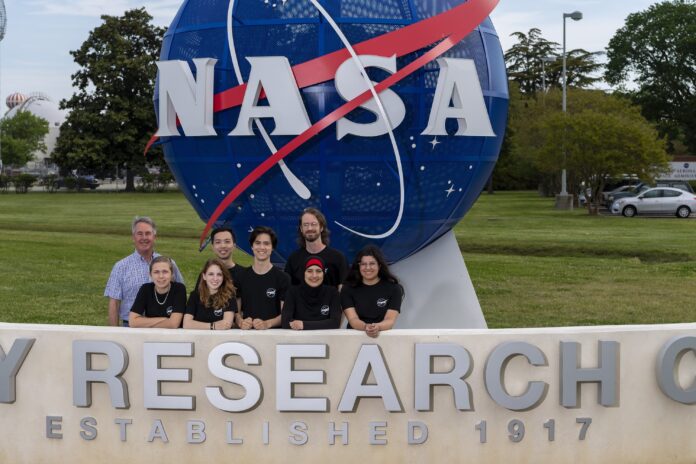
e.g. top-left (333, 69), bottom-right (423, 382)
top-left (104, 216), bottom-right (184, 326)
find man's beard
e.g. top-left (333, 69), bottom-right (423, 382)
top-left (304, 233), bottom-right (319, 243)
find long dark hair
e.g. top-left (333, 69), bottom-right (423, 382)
top-left (197, 258), bottom-right (236, 308)
top-left (344, 245), bottom-right (399, 287)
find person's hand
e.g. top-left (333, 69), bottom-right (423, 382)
top-left (214, 320), bottom-right (232, 330)
top-left (253, 318), bottom-right (269, 330)
top-left (240, 317), bottom-right (253, 330)
top-left (365, 323), bottom-right (380, 338)
top-left (289, 320), bottom-right (303, 330)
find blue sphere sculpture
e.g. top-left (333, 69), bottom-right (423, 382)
top-left (156, 0), bottom-right (508, 264)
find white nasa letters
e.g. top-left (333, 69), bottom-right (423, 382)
top-left (155, 58), bottom-right (218, 137)
top-left (229, 56), bottom-right (312, 136)
top-left (155, 55), bottom-right (494, 138)
top-left (421, 58), bottom-right (495, 136)
top-left (334, 54), bottom-right (406, 140)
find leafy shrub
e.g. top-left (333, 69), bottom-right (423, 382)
top-left (76, 177), bottom-right (92, 190)
top-left (0, 174), bottom-right (10, 193)
top-left (139, 172), bottom-right (173, 192)
top-left (63, 177), bottom-right (78, 191)
top-left (12, 174), bottom-right (37, 194)
top-left (41, 174), bottom-right (59, 193)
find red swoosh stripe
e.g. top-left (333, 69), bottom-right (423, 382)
top-left (197, 0), bottom-right (499, 245)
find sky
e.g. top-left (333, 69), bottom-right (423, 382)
top-left (0, 0), bottom-right (659, 110)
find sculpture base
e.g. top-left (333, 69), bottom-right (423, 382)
top-left (391, 230), bottom-right (487, 329)
top-left (555, 193), bottom-right (574, 210)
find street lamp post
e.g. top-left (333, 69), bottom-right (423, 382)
top-left (556, 10), bottom-right (582, 210)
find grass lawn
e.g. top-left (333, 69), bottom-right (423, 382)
top-left (1, 190), bottom-right (694, 327)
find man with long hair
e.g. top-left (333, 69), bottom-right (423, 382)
top-left (284, 208), bottom-right (348, 288)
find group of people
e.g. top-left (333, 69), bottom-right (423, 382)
top-left (104, 208), bottom-right (402, 338)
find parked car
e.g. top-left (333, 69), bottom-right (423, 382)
top-left (53, 175), bottom-right (100, 190)
top-left (607, 180), bottom-right (695, 207)
top-left (656, 180), bottom-right (694, 193)
top-left (611, 187), bottom-right (696, 218)
top-left (598, 177), bottom-right (641, 205)
top-left (602, 185), bottom-right (638, 206)
top-left (606, 184), bottom-right (650, 206)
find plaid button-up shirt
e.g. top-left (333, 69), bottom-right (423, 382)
top-left (104, 250), bottom-right (184, 321)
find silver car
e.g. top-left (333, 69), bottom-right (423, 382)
top-left (611, 187), bottom-right (696, 218)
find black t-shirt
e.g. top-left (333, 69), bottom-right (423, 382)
top-left (131, 282), bottom-right (187, 319)
top-left (230, 265), bottom-right (247, 290)
top-left (281, 285), bottom-right (341, 330)
top-left (236, 266), bottom-right (290, 320)
top-left (185, 290), bottom-right (237, 323)
top-left (340, 280), bottom-right (402, 324)
top-left (194, 264), bottom-right (247, 292)
top-left (284, 246), bottom-right (348, 288)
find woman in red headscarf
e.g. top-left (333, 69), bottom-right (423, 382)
top-left (281, 256), bottom-right (341, 330)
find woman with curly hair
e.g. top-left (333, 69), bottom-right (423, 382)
top-left (184, 258), bottom-right (236, 330)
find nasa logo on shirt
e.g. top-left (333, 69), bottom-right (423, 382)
top-left (266, 288), bottom-right (277, 298)
top-left (320, 305), bottom-right (330, 316)
top-left (214, 308), bottom-right (223, 317)
top-left (166, 306), bottom-right (174, 316)
top-left (376, 298), bottom-right (388, 308)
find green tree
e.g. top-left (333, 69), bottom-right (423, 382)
top-left (505, 28), bottom-right (603, 96)
top-left (547, 49), bottom-right (605, 90)
top-left (605, 0), bottom-right (696, 153)
top-left (521, 89), bottom-right (668, 214)
top-left (494, 29), bottom-right (605, 192)
top-left (0, 111), bottom-right (49, 171)
top-left (52, 8), bottom-right (165, 191)
top-left (504, 28), bottom-right (559, 94)
top-left (490, 83), bottom-right (543, 191)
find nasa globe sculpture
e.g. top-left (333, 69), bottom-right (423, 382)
top-left (154, 0), bottom-right (507, 327)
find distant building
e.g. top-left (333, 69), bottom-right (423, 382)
top-left (2, 92), bottom-right (67, 174)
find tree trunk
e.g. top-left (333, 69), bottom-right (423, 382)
top-left (486, 174), bottom-right (494, 194)
top-left (125, 167), bottom-right (135, 192)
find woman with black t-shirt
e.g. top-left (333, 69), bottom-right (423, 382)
top-left (341, 245), bottom-right (402, 338)
top-left (184, 259), bottom-right (236, 330)
top-left (129, 256), bottom-right (186, 328)
top-left (282, 256), bottom-right (341, 330)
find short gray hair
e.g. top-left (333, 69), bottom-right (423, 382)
top-left (132, 216), bottom-right (157, 235)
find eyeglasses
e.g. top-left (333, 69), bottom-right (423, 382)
top-left (302, 222), bottom-right (319, 228)
top-left (359, 262), bottom-right (378, 268)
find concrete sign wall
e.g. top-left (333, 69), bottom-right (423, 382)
top-left (1, 322), bottom-right (696, 463)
